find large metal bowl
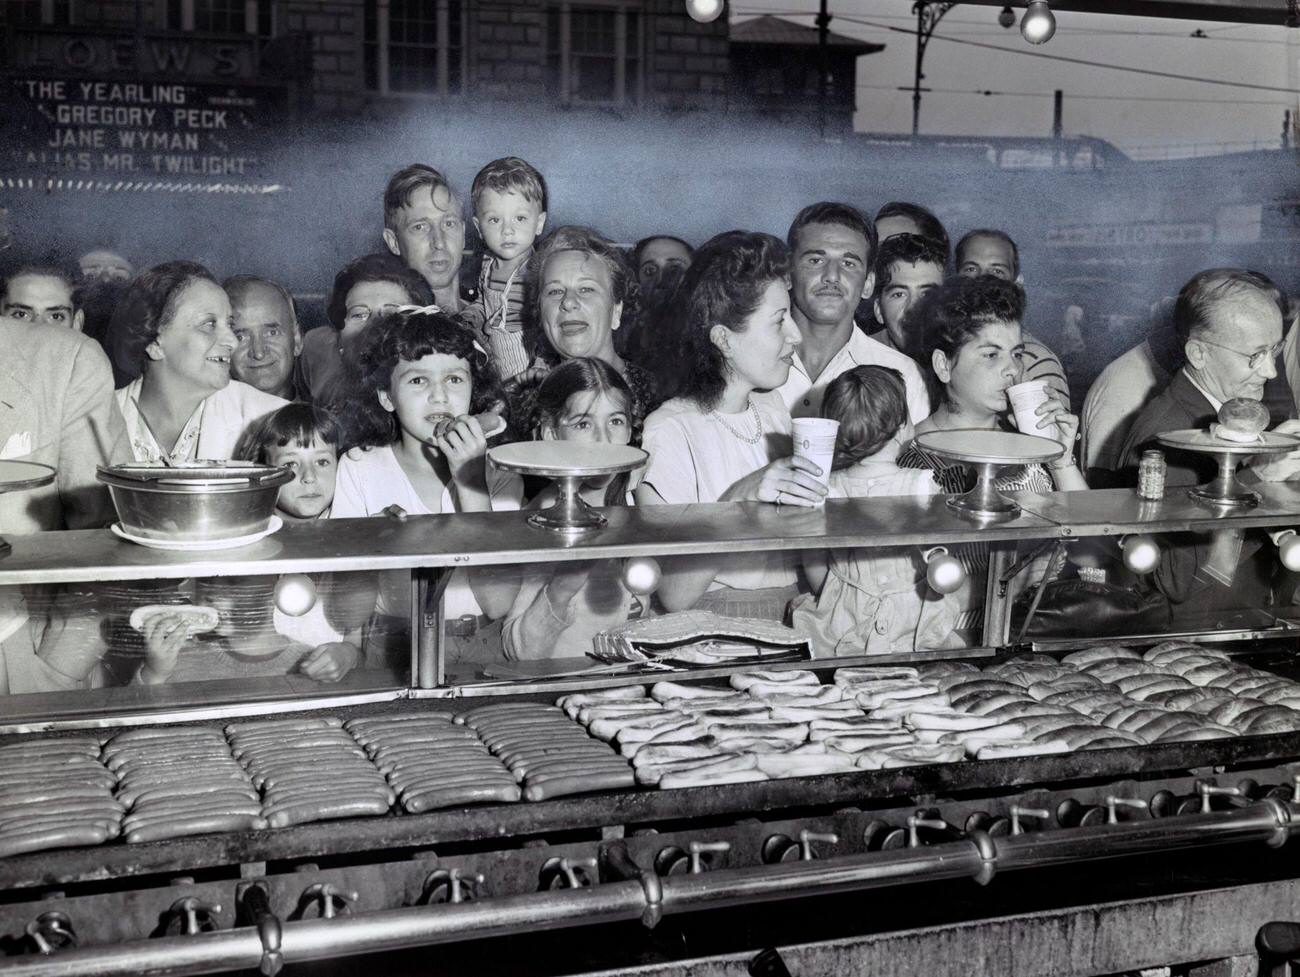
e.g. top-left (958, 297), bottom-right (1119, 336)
top-left (96, 462), bottom-right (293, 542)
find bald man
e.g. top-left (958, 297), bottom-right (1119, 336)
top-left (224, 276), bottom-right (304, 401)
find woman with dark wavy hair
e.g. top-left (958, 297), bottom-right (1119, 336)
top-left (636, 231), bottom-right (826, 619)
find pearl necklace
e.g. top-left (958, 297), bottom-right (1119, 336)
top-left (708, 400), bottom-right (764, 445)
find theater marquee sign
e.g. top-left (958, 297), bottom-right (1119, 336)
top-left (3, 27), bottom-right (288, 182)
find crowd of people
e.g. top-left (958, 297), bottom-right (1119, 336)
top-left (2, 154), bottom-right (1298, 695)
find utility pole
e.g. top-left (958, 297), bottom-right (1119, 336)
top-left (817, 0), bottom-right (831, 139)
top-left (911, 1), bottom-right (957, 137)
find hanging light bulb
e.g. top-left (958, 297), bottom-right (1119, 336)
top-left (1270, 530), bottom-right (1300, 571)
top-left (623, 557), bottom-right (662, 596)
top-left (685, 0), bottom-right (724, 23)
top-left (1020, 0), bottom-right (1056, 44)
top-left (922, 547), bottom-right (966, 595)
top-left (998, 5), bottom-right (1016, 29)
top-left (1120, 535), bottom-right (1159, 575)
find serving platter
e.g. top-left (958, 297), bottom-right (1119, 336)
top-left (0, 460), bottom-right (55, 557)
top-left (914, 430), bottom-right (1064, 523)
top-left (1158, 428), bottom-right (1300, 508)
top-left (489, 442), bottom-right (648, 533)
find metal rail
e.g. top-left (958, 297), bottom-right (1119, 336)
top-left (2, 799), bottom-right (1291, 977)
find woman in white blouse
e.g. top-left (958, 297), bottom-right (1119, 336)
top-left (636, 231), bottom-right (827, 620)
top-left (109, 262), bottom-right (286, 462)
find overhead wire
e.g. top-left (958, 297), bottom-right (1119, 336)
top-left (826, 11), bottom-right (1299, 93)
top-left (852, 83), bottom-right (1294, 107)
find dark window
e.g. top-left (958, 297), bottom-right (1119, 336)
top-left (364, 0), bottom-right (465, 94)
top-left (548, 6), bottom-right (641, 106)
top-left (3, 0), bottom-right (71, 25)
top-left (194, 0), bottom-right (248, 33)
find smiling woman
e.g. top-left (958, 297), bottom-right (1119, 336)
top-left (108, 261), bottom-right (288, 463)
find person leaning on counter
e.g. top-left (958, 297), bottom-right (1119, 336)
top-left (1119, 268), bottom-right (1300, 621)
top-left (0, 308), bottom-right (128, 694)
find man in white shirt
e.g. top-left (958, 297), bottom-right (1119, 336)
top-left (776, 202), bottom-right (930, 423)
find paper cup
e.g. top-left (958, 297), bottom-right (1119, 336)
top-left (792, 417), bottom-right (839, 496)
top-left (1007, 380), bottom-right (1051, 435)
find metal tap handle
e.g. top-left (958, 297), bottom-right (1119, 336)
top-left (688, 840), bottom-right (731, 874)
top-left (169, 896), bottom-right (223, 935)
top-left (797, 830), bottom-right (839, 861)
top-left (24, 911), bottom-right (77, 954)
top-left (256, 914), bottom-right (283, 977)
top-left (1198, 781), bottom-right (1244, 814)
top-left (1105, 796), bottom-right (1149, 824)
top-left (448, 868), bottom-right (485, 904)
top-left (559, 857), bottom-right (599, 889)
top-left (1008, 806), bottom-right (1050, 836)
top-left (301, 883), bottom-right (358, 920)
top-left (906, 815), bottom-right (948, 848)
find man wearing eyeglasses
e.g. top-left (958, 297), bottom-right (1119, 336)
top-left (1118, 267), bottom-right (1298, 622)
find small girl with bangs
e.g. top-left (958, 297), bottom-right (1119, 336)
top-left (502, 358), bottom-right (645, 660)
top-left (791, 366), bottom-right (965, 656)
top-left (330, 310), bottom-right (522, 671)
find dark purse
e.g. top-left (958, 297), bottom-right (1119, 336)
top-left (1010, 578), bottom-right (1172, 639)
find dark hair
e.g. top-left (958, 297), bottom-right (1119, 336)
top-left (529, 357), bottom-right (641, 506)
top-left (525, 226), bottom-right (635, 366)
top-left (823, 366), bottom-right (909, 470)
top-left (672, 231), bottom-right (791, 411)
top-left (873, 233), bottom-right (948, 296)
top-left (1173, 267), bottom-right (1287, 345)
top-left (955, 229), bottom-right (1019, 279)
top-left (530, 357), bottom-right (643, 441)
top-left (875, 202), bottom-right (950, 260)
top-left (632, 235), bottom-right (694, 269)
top-left (222, 275), bottom-right (298, 327)
top-left (915, 275), bottom-right (1026, 403)
top-left (918, 275), bottom-right (1026, 360)
top-left (787, 202), bottom-right (878, 266)
top-left (73, 277), bottom-right (129, 358)
top-left (233, 403), bottom-right (342, 464)
top-left (3, 264), bottom-right (78, 303)
top-left (471, 156), bottom-right (548, 211)
top-left (343, 310), bottom-right (501, 448)
top-left (325, 253), bottom-right (433, 332)
top-left (107, 260), bottom-right (217, 381)
top-left (383, 164), bottom-right (458, 230)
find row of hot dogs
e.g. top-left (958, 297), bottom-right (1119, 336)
top-left (5, 643), bottom-right (1299, 859)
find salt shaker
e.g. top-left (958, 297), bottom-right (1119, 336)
top-left (1138, 449), bottom-right (1166, 500)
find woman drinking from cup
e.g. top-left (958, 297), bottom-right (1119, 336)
top-left (636, 231), bottom-right (827, 619)
top-left (900, 275), bottom-right (1085, 491)
top-left (898, 275), bottom-right (1085, 638)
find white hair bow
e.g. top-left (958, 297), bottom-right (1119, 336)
top-left (395, 303), bottom-right (490, 358)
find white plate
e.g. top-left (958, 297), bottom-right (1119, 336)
top-left (110, 516), bottom-right (283, 551)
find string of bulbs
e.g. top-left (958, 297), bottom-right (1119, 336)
top-left (683, 0), bottom-right (1059, 44)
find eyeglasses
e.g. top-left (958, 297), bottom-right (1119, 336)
top-left (343, 304), bottom-right (401, 327)
top-left (1196, 337), bottom-right (1284, 371)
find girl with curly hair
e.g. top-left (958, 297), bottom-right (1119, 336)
top-left (636, 231), bottom-right (827, 620)
top-left (330, 309), bottom-right (521, 672)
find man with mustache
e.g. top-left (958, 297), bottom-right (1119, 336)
top-left (776, 202), bottom-right (930, 422)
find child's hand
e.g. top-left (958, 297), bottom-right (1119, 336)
top-left (435, 415), bottom-right (489, 489)
top-left (139, 613), bottom-right (188, 684)
top-left (298, 641), bottom-right (359, 683)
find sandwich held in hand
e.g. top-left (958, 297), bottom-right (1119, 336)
top-left (128, 604), bottom-right (219, 636)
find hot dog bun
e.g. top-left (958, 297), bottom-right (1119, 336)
top-left (128, 604), bottom-right (219, 635)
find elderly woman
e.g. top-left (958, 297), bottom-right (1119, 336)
top-left (898, 275), bottom-right (1084, 637)
top-left (109, 261), bottom-right (287, 462)
top-left (520, 225), bottom-right (659, 412)
top-left (636, 231), bottom-right (826, 619)
top-left (299, 253), bottom-right (435, 407)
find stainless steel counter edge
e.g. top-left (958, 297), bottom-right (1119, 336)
top-left (3, 487), bottom-right (1300, 584)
